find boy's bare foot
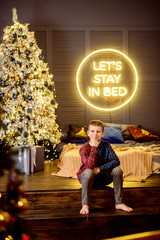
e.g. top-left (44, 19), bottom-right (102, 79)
top-left (116, 203), bottom-right (133, 212)
top-left (80, 205), bottom-right (89, 215)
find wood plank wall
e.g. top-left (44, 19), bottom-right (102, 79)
top-left (30, 26), bottom-right (160, 135)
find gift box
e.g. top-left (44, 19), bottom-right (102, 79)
top-left (11, 146), bottom-right (44, 174)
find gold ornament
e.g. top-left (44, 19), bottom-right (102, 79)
top-left (29, 74), bottom-right (33, 79)
top-left (17, 105), bottom-right (21, 111)
top-left (5, 93), bottom-right (8, 97)
top-left (3, 98), bottom-right (8, 105)
top-left (10, 69), bottom-right (14, 74)
top-left (9, 131), bottom-right (15, 137)
top-left (15, 75), bottom-right (19, 81)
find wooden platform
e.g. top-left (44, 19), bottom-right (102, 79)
top-left (1, 160), bottom-right (160, 240)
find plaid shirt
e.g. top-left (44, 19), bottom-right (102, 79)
top-left (77, 140), bottom-right (120, 182)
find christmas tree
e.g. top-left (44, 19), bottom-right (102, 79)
top-left (0, 8), bottom-right (62, 156)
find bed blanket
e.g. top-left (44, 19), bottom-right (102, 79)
top-left (55, 143), bottom-right (160, 181)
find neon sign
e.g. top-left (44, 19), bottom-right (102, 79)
top-left (76, 49), bottom-right (138, 111)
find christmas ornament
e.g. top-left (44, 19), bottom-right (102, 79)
top-left (1, 81), bottom-right (5, 87)
top-left (13, 33), bottom-right (17, 39)
top-left (44, 81), bottom-right (48, 87)
top-left (15, 76), bottom-right (19, 81)
top-left (10, 69), bottom-right (14, 74)
top-left (13, 94), bottom-right (17, 99)
top-left (9, 131), bottom-right (15, 136)
top-left (23, 132), bottom-right (29, 138)
top-left (51, 100), bottom-right (55, 105)
top-left (27, 108), bottom-right (32, 113)
top-left (28, 74), bottom-right (33, 79)
top-left (28, 96), bottom-right (32, 100)
top-left (48, 84), bottom-right (54, 91)
top-left (19, 80), bottom-right (24, 85)
top-left (25, 50), bottom-right (30, 55)
top-left (23, 73), bottom-right (27, 78)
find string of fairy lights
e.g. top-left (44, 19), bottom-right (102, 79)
top-left (0, 144), bottom-right (32, 240)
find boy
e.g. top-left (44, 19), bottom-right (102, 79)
top-left (77, 120), bottom-right (133, 215)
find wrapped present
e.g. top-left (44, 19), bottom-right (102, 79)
top-left (11, 146), bottom-right (44, 174)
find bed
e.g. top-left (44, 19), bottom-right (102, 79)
top-left (54, 123), bottom-right (160, 182)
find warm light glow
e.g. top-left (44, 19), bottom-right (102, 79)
top-left (18, 200), bottom-right (23, 206)
top-left (88, 87), bottom-right (127, 97)
top-left (0, 9), bottom-right (62, 147)
top-left (0, 214), bottom-right (4, 221)
top-left (76, 49), bottom-right (138, 111)
top-left (93, 61), bottom-right (122, 71)
top-left (5, 236), bottom-right (13, 240)
top-left (93, 74), bottom-right (121, 84)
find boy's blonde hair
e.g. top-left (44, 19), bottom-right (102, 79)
top-left (88, 120), bottom-right (104, 132)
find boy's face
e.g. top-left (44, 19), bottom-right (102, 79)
top-left (87, 125), bottom-right (105, 142)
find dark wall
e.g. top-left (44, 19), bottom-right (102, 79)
top-left (0, 0), bottom-right (160, 134)
top-left (0, 0), bottom-right (160, 34)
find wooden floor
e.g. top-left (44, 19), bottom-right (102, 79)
top-left (1, 160), bottom-right (160, 240)
top-left (1, 160), bottom-right (160, 192)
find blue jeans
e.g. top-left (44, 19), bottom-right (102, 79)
top-left (80, 167), bottom-right (123, 205)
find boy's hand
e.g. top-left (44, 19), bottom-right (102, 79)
top-left (89, 139), bottom-right (99, 147)
top-left (94, 167), bottom-right (100, 175)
